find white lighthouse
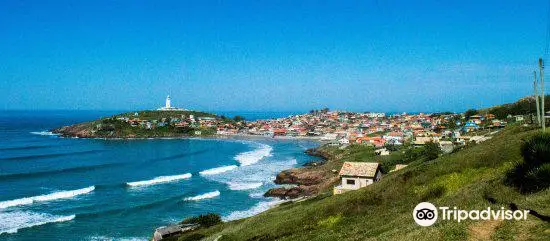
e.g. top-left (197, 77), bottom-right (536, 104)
top-left (165, 95), bottom-right (171, 108)
top-left (157, 95), bottom-right (186, 111)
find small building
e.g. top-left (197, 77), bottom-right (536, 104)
top-left (439, 140), bottom-right (454, 153)
top-left (338, 138), bottom-right (350, 145)
top-left (374, 148), bottom-right (390, 156)
top-left (333, 162), bottom-right (382, 195)
top-left (153, 224), bottom-right (199, 241)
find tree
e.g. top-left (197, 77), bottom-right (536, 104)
top-left (233, 116), bottom-right (245, 122)
top-left (421, 141), bottom-right (441, 161)
top-left (180, 213), bottom-right (222, 227)
top-left (464, 109), bottom-right (478, 120)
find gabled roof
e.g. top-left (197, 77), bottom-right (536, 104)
top-left (339, 162), bottom-right (379, 178)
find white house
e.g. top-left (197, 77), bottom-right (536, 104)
top-left (333, 162), bottom-right (382, 195)
top-left (321, 133), bottom-right (338, 140)
top-left (374, 148), bottom-right (390, 156)
top-left (366, 112), bottom-right (386, 118)
top-left (338, 138), bottom-right (350, 145)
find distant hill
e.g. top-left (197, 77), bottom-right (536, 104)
top-left (170, 125), bottom-right (550, 240)
top-left (480, 95), bottom-right (550, 119)
top-left (51, 110), bottom-right (222, 138)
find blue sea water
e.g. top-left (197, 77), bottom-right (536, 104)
top-left (0, 111), bottom-right (318, 241)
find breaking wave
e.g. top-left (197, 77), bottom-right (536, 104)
top-left (0, 211), bottom-right (75, 234)
top-left (227, 182), bottom-right (263, 191)
top-left (88, 236), bottom-right (147, 241)
top-left (0, 186), bottom-right (95, 209)
top-left (234, 143), bottom-right (272, 166)
top-left (223, 199), bottom-right (286, 221)
top-left (126, 173), bottom-right (192, 187)
top-left (199, 165), bottom-right (238, 176)
top-left (29, 131), bottom-right (59, 136)
top-left (183, 190), bottom-right (221, 201)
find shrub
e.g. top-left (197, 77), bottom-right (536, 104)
top-left (520, 133), bottom-right (550, 167)
top-left (506, 133), bottom-right (550, 193)
top-left (422, 141), bottom-right (441, 161)
top-left (180, 213), bottom-right (222, 228)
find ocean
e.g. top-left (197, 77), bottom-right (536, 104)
top-left (0, 111), bottom-right (318, 241)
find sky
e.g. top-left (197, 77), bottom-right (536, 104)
top-left (1, 0), bottom-right (549, 113)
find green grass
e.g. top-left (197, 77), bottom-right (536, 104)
top-left (174, 125), bottom-right (550, 241)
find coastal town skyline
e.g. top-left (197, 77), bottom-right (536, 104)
top-left (1, 1), bottom-right (547, 112)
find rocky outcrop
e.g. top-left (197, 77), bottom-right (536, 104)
top-left (274, 169), bottom-right (327, 186)
top-left (265, 146), bottom-right (340, 199)
top-left (52, 123), bottom-right (97, 138)
top-left (264, 186), bottom-right (319, 199)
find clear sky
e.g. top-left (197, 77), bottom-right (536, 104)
top-left (1, 0), bottom-right (548, 113)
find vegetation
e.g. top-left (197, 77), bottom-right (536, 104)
top-left (172, 125), bottom-right (550, 241)
top-left (180, 213), bottom-right (223, 228)
top-left (421, 141), bottom-right (442, 161)
top-left (506, 132), bottom-right (550, 193)
top-left (482, 95), bottom-right (550, 120)
top-left (464, 109), bottom-right (478, 119)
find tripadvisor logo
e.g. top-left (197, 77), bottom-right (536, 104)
top-left (413, 202), bottom-right (438, 226)
top-left (413, 202), bottom-right (530, 227)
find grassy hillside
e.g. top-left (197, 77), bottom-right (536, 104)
top-left (173, 125), bottom-right (550, 241)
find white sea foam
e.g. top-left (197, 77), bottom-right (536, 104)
top-left (223, 199), bottom-right (286, 221)
top-left (29, 131), bottom-right (59, 136)
top-left (88, 236), bottom-right (147, 241)
top-left (126, 173), bottom-right (192, 187)
top-left (227, 182), bottom-right (263, 191)
top-left (234, 143), bottom-right (273, 166)
top-left (0, 186), bottom-right (95, 209)
top-left (248, 192), bottom-right (265, 198)
top-left (183, 190), bottom-right (221, 201)
top-left (199, 165), bottom-right (238, 176)
top-left (0, 211), bottom-right (75, 234)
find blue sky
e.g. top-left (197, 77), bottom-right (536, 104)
top-left (1, 0), bottom-right (548, 112)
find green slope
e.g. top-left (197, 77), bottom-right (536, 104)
top-left (174, 125), bottom-right (550, 241)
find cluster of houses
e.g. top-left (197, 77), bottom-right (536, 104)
top-left (218, 110), bottom-right (511, 151)
top-left (113, 112), bottom-right (218, 131)
top-left (113, 109), bottom-right (514, 154)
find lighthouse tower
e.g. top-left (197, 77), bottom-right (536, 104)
top-left (158, 95), bottom-right (186, 111)
top-left (165, 95), bottom-right (171, 108)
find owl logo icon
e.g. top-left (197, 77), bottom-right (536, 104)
top-left (413, 202), bottom-right (438, 226)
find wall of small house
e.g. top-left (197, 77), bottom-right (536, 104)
top-left (341, 176), bottom-right (373, 189)
top-left (374, 170), bottom-right (382, 182)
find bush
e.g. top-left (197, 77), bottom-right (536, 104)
top-left (506, 133), bottom-right (550, 193)
top-left (520, 133), bottom-right (550, 167)
top-left (180, 213), bottom-right (222, 228)
top-left (421, 141), bottom-right (441, 161)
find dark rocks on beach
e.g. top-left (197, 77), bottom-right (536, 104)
top-left (274, 169), bottom-right (326, 186)
top-left (265, 146), bottom-right (341, 199)
top-left (263, 186), bottom-right (319, 199)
